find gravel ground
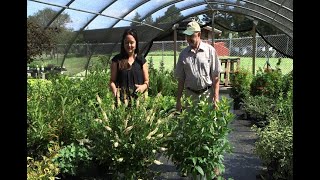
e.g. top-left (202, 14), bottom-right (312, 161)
top-left (222, 115), bottom-right (264, 180)
top-left (151, 92), bottom-right (265, 180)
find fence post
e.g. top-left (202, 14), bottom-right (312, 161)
top-left (211, 10), bottom-right (216, 47)
top-left (229, 33), bottom-right (232, 56)
top-left (162, 41), bottom-right (164, 63)
top-left (252, 20), bottom-right (258, 75)
top-left (173, 24), bottom-right (179, 69)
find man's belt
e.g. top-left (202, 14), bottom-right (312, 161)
top-left (186, 85), bottom-right (212, 94)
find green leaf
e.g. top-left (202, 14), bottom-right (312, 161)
top-left (203, 145), bottom-right (210, 151)
top-left (192, 158), bottom-right (196, 165)
top-left (195, 165), bottom-right (204, 176)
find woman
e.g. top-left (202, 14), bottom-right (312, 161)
top-left (109, 28), bottom-right (149, 106)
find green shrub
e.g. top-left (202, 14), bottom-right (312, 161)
top-left (241, 95), bottom-right (276, 127)
top-left (53, 142), bottom-right (92, 176)
top-left (229, 68), bottom-right (253, 109)
top-left (87, 94), bottom-right (177, 179)
top-left (253, 119), bottom-right (292, 179)
top-left (253, 93), bottom-right (293, 179)
top-left (165, 97), bottom-right (234, 179)
top-left (250, 68), bottom-right (283, 99)
top-left (27, 79), bottom-right (57, 158)
top-left (148, 68), bottom-right (177, 97)
top-left (27, 141), bottom-right (60, 180)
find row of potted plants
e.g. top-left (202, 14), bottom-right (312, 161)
top-left (27, 70), bottom-right (234, 179)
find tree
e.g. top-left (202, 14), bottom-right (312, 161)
top-left (202, 9), bottom-right (282, 38)
top-left (27, 20), bottom-right (55, 64)
top-left (131, 12), bottom-right (142, 26)
top-left (28, 8), bottom-right (81, 44)
top-left (27, 8), bottom-right (72, 29)
top-left (143, 15), bottom-right (154, 25)
top-left (155, 5), bottom-right (183, 24)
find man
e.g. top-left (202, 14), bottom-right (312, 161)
top-left (175, 20), bottom-right (221, 111)
top-left (174, 20), bottom-right (222, 178)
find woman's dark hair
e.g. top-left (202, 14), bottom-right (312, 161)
top-left (120, 28), bottom-right (139, 58)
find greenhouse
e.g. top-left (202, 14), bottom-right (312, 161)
top-left (27, 0), bottom-right (293, 179)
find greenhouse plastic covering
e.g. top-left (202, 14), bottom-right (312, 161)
top-left (27, 0), bottom-right (293, 71)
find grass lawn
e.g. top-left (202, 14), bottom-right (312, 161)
top-left (30, 55), bottom-right (102, 76)
top-left (146, 55), bottom-right (293, 74)
top-left (31, 54), bottom-right (293, 76)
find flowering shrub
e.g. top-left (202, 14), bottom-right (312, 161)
top-left (87, 93), bottom-right (177, 179)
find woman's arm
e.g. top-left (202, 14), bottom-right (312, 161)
top-left (142, 63), bottom-right (149, 88)
top-left (135, 63), bottom-right (149, 93)
top-left (110, 62), bottom-right (118, 96)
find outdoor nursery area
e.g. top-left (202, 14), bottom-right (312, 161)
top-left (27, 0), bottom-right (293, 180)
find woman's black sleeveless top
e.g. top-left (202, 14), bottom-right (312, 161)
top-left (111, 54), bottom-right (146, 92)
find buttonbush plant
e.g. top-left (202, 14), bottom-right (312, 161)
top-left (165, 96), bottom-right (234, 179)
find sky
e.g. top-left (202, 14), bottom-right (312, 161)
top-left (27, 0), bottom-right (209, 30)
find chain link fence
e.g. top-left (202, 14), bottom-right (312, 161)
top-left (147, 34), bottom-right (293, 75)
top-left (30, 34), bottom-right (292, 77)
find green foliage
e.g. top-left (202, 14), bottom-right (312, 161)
top-left (87, 94), bottom-right (177, 179)
top-left (159, 58), bottom-right (165, 73)
top-left (242, 70), bottom-right (293, 179)
top-left (27, 141), bottom-right (60, 180)
top-left (27, 71), bottom-right (111, 158)
top-left (229, 68), bottom-right (253, 109)
top-left (27, 70), bottom-right (241, 179)
top-left (148, 56), bottom-right (154, 70)
top-left (253, 97), bottom-right (293, 180)
top-left (53, 142), bottom-right (92, 176)
top-left (27, 79), bottom-right (57, 158)
top-left (281, 70), bottom-right (293, 98)
top-left (241, 95), bottom-right (276, 128)
top-left (165, 97), bottom-right (234, 179)
top-left (243, 68), bottom-right (293, 127)
top-left (148, 67), bottom-right (177, 97)
top-left (250, 68), bottom-right (283, 98)
top-left (89, 55), bottom-right (111, 72)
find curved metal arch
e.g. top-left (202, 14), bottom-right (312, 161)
top-left (109, 0), bottom-right (187, 58)
top-left (29, 0), bottom-right (165, 67)
top-left (238, 0), bottom-right (292, 22)
top-left (139, 8), bottom-right (291, 56)
top-left (109, 0), bottom-right (152, 28)
top-left (140, 2), bottom-right (292, 37)
top-left (60, 0), bottom-right (118, 68)
top-left (265, 0), bottom-right (292, 12)
top-left (43, 0), bottom-right (76, 30)
top-left (270, 0), bottom-right (291, 21)
top-left (28, 0), bottom-right (293, 67)
top-left (207, 8), bottom-right (292, 36)
top-left (132, 0), bottom-right (184, 26)
top-left (151, 2), bottom-right (207, 24)
top-left (205, 1), bottom-right (293, 27)
top-left (137, 0), bottom-right (291, 34)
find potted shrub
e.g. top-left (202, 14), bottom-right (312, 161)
top-left (164, 97), bottom-right (234, 179)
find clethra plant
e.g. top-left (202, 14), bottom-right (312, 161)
top-left (87, 93), bottom-right (177, 179)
